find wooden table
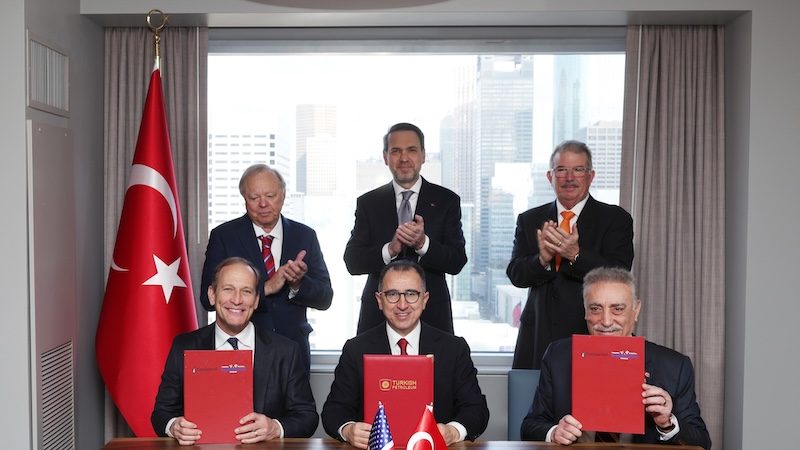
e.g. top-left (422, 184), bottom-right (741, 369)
top-left (102, 437), bottom-right (702, 450)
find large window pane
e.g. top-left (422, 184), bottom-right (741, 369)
top-left (207, 52), bottom-right (625, 352)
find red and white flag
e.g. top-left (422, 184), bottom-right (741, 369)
top-left (96, 68), bottom-right (198, 436)
top-left (406, 405), bottom-right (447, 450)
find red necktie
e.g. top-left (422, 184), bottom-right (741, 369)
top-left (397, 338), bottom-right (409, 355)
top-left (259, 235), bottom-right (276, 279)
top-left (555, 210), bottom-right (576, 271)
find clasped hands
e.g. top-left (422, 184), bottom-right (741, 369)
top-left (169, 412), bottom-right (281, 445)
top-left (388, 214), bottom-right (426, 257)
top-left (537, 220), bottom-right (579, 267)
top-left (550, 383), bottom-right (675, 445)
top-left (265, 250), bottom-right (308, 295)
top-left (342, 420), bottom-right (459, 449)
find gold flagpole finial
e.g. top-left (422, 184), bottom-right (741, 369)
top-left (146, 9), bottom-right (169, 70)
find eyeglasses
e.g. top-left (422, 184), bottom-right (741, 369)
top-left (380, 289), bottom-right (422, 304)
top-left (551, 166), bottom-right (591, 178)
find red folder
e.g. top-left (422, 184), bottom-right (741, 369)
top-left (364, 355), bottom-right (434, 448)
top-left (572, 335), bottom-right (645, 434)
top-left (184, 350), bottom-right (253, 444)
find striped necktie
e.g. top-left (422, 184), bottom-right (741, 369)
top-left (259, 235), bottom-right (276, 279)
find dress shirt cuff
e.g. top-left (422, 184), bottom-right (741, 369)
top-left (382, 243), bottom-right (393, 264)
top-left (288, 286), bottom-right (300, 299)
top-left (165, 417), bottom-right (178, 437)
top-left (338, 421), bottom-right (356, 441)
top-left (447, 421), bottom-right (467, 442)
top-left (415, 235), bottom-right (430, 256)
top-left (545, 425), bottom-right (557, 443)
top-left (657, 414), bottom-right (680, 441)
top-left (274, 418), bottom-right (285, 438)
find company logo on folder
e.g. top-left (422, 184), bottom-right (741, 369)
top-left (184, 350), bottom-right (253, 444)
top-left (364, 355), bottom-right (433, 448)
top-left (572, 335), bottom-right (645, 435)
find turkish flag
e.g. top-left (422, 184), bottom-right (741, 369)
top-left (96, 68), bottom-right (198, 436)
top-left (406, 405), bottom-right (447, 450)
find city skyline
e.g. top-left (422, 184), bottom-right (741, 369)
top-left (207, 52), bottom-right (625, 351)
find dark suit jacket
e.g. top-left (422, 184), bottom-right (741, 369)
top-left (321, 322), bottom-right (489, 441)
top-left (200, 214), bottom-right (333, 371)
top-left (150, 323), bottom-right (318, 438)
top-left (521, 338), bottom-right (710, 449)
top-left (344, 178), bottom-right (467, 334)
top-left (506, 196), bottom-right (633, 369)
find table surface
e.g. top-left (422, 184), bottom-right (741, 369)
top-left (102, 437), bottom-right (702, 450)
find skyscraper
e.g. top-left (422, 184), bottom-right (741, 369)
top-left (296, 104), bottom-right (337, 194)
top-left (475, 55), bottom-right (534, 270)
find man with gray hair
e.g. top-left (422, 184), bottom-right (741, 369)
top-left (507, 140), bottom-right (634, 369)
top-left (200, 164), bottom-right (333, 373)
top-left (521, 267), bottom-right (710, 449)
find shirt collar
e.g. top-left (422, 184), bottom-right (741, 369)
top-left (386, 321), bottom-right (422, 355)
top-left (252, 215), bottom-right (284, 241)
top-left (556, 194), bottom-right (590, 218)
top-left (391, 177), bottom-right (423, 197)
top-left (214, 322), bottom-right (256, 350)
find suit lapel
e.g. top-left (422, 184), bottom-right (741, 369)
top-left (279, 216), bottom-right (294, 265)
top-left (415, 178), bottom-right (435, 219)
top-left (378, 182), bottom-right (399, 227)
top-left (198, 324), bottom-right (216, 349)
top-left (418, 323), bottom-right (441, 355)
top-left (574, 196), bottom-right (599, 240)
top-left (235, 214), bottom-right (264, 268)
top-left (252, 327), bottom-right (272, 412)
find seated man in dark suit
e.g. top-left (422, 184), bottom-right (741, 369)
top-left (322, 260), bottom-right (489, 448)
top-left (521, 267), bottom-right (710, 449)
top-left (151, 257), bottom-right (318, 445)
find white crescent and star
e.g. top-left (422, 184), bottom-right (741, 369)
top-left (111, 164), bottom-right (180, 273)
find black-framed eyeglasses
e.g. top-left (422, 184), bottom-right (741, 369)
top-left (379, 289), bottom-right (422, 304)
top-left (551, 166), bottom-right (591, 178)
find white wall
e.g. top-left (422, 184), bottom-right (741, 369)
top-left (0, 0), bottom-right (34, 448)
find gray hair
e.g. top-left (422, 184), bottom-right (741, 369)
top-left (549, 140), bottom-right (593, 169)
top-left (238, 164), bottom-right (287, 196)
top-left (582, 266), bottom-right (637, 302)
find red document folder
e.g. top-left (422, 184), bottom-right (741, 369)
top-left (184, 350), bottom-right (253, 444)
top-left (572, 335), bottom-right (645, 434)
top-left (363, 355), bottom-right (434, 448)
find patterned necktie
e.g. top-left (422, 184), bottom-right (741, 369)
top-left (555, 210), bottom-right (576, 271)
top-left (227, 337), bottom-right (239, 350)
top-left (259, 235), bottom-right (276, 279)
top-left (397, 338), bottom-right (409, 355)
top-left (398, 190), bottom-right (413, 225)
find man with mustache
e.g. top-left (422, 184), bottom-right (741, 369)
top-left (521, 267), bottom-right (710, 449)
top-left (507, 140), bottom-right (634, 369)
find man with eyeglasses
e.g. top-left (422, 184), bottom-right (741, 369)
top-left (507, 140), bottom-right (634, 370)
top-left (321, 260), bottom-right (489, 448)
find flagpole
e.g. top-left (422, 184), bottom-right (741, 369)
top-left (146, 9), bottom-right (168, 70)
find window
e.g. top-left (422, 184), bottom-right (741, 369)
top-left (207, 29), bottom-right (625, 354)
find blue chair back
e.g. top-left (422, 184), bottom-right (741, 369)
top-left (506, 369), bottom-right (541, 440)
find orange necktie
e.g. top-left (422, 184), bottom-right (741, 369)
top-left (555, 210), bottom-right (575, 271)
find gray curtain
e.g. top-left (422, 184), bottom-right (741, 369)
top-left (620, 25), bottom-right (725, 448)
top-left (102, 26), bottom-right (208, 439)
